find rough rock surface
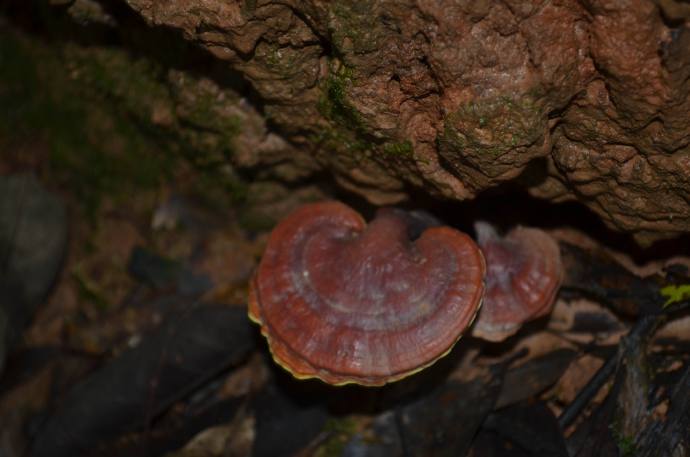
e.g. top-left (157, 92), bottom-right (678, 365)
top-left (27, 1), bottom-right (690, 238)
top-left (0, 174), bottom-right (68, 373)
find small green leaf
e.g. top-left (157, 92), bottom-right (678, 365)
top-left (660, 284), bottom-right (690, 308)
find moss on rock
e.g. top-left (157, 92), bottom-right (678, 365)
top-left (0, 29), bottom-right (251, 219)
top-left (440, 95), bottom-right (546, 161)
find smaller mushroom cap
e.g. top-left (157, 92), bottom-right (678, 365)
top-left (471, 222), bottom-right (563, 342)
top-left (249, 201), bottom-right (485, 386)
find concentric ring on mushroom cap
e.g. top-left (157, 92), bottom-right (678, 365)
top-left (249, 201), bottom-right (485, 386)
top-left (471, 222), bottom-right (563, 342)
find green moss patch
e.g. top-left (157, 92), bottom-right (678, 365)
top-left (0, 35), bottom-right (174, 218)
top-left (440, 95), bottom-right (546, 159)
top-left (329, 1), bottom-right (384, 55)
top-left (0, 32), bottom-right (247, 219)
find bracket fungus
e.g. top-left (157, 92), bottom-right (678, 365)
top-left (248, 201), bottom-right (485, 386)
top-left (470, 222), bottom-right (563, 342)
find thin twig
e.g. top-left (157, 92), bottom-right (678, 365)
top-left (557, 314), bottom-right (661, 429)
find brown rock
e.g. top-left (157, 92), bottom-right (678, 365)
top-left (117, 1), bottom-right (690, 237)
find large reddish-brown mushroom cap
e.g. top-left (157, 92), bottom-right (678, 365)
top-left (471, 222), bottom-right (563, 342)
top-left (249, 201), bottom-right (486, 386)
